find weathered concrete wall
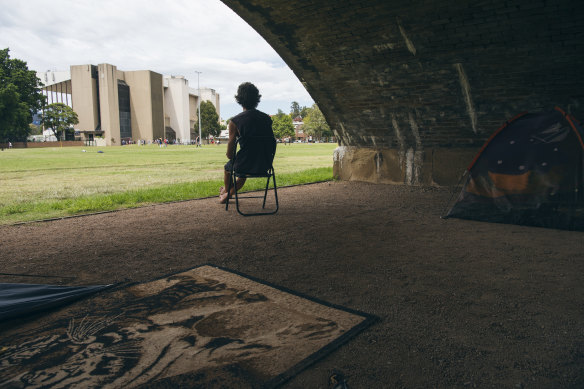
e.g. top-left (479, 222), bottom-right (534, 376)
top-left (221, 0), bottom-right (584, 184)
top-left (333, 146), bottom-right (475, 185)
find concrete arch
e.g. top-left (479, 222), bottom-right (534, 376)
top-left (221, 0), bottom-right (584, 185)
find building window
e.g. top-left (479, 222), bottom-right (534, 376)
top-left (118, 81), bottom-right (131, 139)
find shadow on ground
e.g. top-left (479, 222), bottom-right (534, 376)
top-left (1, 181), bottom-right (583, 388)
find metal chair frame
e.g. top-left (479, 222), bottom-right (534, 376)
top-left (225, 136), bottom-right (279, 216)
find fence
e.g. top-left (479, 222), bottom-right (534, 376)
top-left (1, 141), bottom-right (85, 149)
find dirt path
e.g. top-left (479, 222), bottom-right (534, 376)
top-left (1, 181), bottom-right (583, 388)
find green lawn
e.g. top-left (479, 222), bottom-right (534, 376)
top-left (0, 143), bottom-right (337, 224)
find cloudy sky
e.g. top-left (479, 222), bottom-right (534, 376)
top-left (0, 0), bottom-right (313, 119)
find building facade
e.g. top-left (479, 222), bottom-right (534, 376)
top-left (38, 64), bottom-right (220, 145)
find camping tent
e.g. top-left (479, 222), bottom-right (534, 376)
top-left (445, 107), bottom-right (584, 230)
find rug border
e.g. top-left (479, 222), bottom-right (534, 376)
top-left (148, 263), bottom-right (379, 388)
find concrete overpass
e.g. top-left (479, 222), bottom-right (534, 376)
top-left (221, 0), bottom-right (584, 185)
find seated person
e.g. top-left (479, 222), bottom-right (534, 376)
top-left (220, 82), bottom-right (275, 203)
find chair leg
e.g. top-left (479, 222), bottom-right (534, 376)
top-left (234, 175), bottom-right (240, 213)
top-left (262, 176), bottom-right (271, 209)
top-left (225, 170), bottom-right (235, 211)
top-left (272, 173), bottom-right (279, 212)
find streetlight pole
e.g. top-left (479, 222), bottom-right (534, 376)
top-left (194, 70), bottom-right (202, 146)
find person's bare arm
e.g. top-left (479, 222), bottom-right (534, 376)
top-left (226, 121), bottom-right (238, 160)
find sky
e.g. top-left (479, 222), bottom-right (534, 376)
top-left (0, 0), bottom-right (314, 119)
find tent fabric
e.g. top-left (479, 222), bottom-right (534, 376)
top-left (0, 283), bottom-right (111, 322)
top-left (446, 107), bottom-right (584, 230)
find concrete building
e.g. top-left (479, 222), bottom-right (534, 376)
top-left (38, 64), bottom-right (220, 145)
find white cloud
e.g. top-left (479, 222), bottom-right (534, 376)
top-left (0, 0), bottom-right (313, 118)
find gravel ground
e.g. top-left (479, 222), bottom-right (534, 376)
top-left (1, 181), bottom-right (583, 388)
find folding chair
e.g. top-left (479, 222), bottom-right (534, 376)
top-left (225, 135), bottom-right (279, 216)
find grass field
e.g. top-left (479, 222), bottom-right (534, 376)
top-left (0, 143), bottom-right (337, 224)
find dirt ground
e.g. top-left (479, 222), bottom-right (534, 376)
top-left (1, 181), bottom-right (583, 388)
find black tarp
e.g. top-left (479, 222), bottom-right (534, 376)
top-left (0, 283), bottom-right (111, 322)
top-left (446, 108), bottom-right (584, 230)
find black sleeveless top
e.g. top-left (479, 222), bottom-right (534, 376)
top-left (231, 109), bottom-right (274, 174)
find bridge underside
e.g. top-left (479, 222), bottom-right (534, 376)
top-left (221, 0), bottom-right (584, 185)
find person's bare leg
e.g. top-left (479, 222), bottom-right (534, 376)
top-left (219, 171), bottom-right (228, 196)
top-left (235, 177), bottom-right (246, 192)
top-left (220, 171), bottom-right (246, 203)
top-left (223, 171), bottom-right (231, 192)
top-left (219, 171), bottom-right (230, 202)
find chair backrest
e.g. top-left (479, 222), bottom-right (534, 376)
top-left (234, 136), bottom-right (277, 175)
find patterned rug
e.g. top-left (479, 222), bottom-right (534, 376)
top-left (0, 265), bottom-right (375, 388)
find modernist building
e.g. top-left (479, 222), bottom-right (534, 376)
top-left (37, 64), bottom-right (220, 145)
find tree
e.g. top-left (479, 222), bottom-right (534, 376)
top-left (272, 110), bottom-right (295, 140)
top-left (194, 100), bottom-right (221, 139)
top-left (41, 103), bottom-right (79, 141)
top-left (302, 104), bottom-right (332, 141)
top-left (29, 123), bottom-right (42, 135)
top-left (290, 101), bottom-right (301, 118)
top-left (0, 48), bottom-right (45, 142)
top-left (0, 85), bottom-right (29, 142)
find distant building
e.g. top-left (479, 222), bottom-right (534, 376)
top-left (293, 116), bottom-right (305, 141)
top-left (37, 64), bottom-right (220, 145)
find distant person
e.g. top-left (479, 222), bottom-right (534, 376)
top-left (8, 142), bottom-right (13, 149)
top-left (219, 82), bottom-right (274, 204)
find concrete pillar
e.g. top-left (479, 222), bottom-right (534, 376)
top-left (98, 63), bottom-right (121, 146)
top-left (124, 70), bottom-right (164, 142)
top-left (71, 65), bottom-right (99, 134)
top-left (164, 76), bottom-right (190, 142)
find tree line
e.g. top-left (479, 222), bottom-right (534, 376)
top-left (271, 102), bottom-right (333, 141)
top-left (1, 48), bottom-right (79, 144)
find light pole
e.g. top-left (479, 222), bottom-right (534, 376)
top-left (194, 70), bottom-right (202, 146)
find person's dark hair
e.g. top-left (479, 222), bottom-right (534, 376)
top-left (235, 82), bottom-right (261, 110)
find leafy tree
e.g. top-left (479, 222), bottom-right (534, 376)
top-left (300, 106), bottom-right (310, 118)
top-left (0, 48), bottom-right (45, 142)
top-left (290, 101), bottom-right (301, 118)
top-left (41, 103), bottom-right (79, 141)
top-left (0, 85), bottom-right (29, 141)
top-left (272, 110), bottom-right (295, 139)
top-left (302, 104), bottom-right (332, 140)
top-left (29, 123), bottom-right (42, 135)
top-left (194, 100), bottom-right (221, 139)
